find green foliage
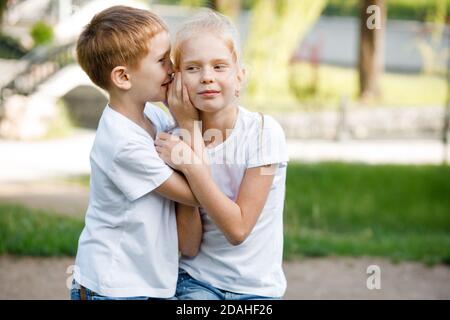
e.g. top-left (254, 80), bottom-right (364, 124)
top-left (324, 0), bottom-right (450, 21)
top-left (244, 0), bottom-right (327, 104)
top-left (284, 163), bottom-right (450, 264)
top-left (180, 0), bottom-right (205, 7)
top-left (30, 21), bottom-right (54, 47)
top-left (0, 203), bottom-right (83, 256)
top-left (0, 33), bottom-right (27, 59)
top-left (2, 163), bottom-right (450, 265)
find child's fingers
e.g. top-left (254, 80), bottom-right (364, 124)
top-left (156, 132), bottom-right (171, 141)
top-left (176, 72), bottom-right (182, 100)
top-left (182, 85), bottom-right (190, 106)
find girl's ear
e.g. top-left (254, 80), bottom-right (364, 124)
top-left (236, 67), bottom-right (246, 91)
top-left (110, 66), bottom-right (132, 90)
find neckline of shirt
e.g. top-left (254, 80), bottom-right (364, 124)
top-left (106, 103), bottom-right (156, 141)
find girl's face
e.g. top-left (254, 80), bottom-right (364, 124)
top-left (178, 33), bottom-right (243, 113)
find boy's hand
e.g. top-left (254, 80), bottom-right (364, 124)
top-left (167, 72), bottom-right (199, 129)
top-left (155, 132), bottom-right (203, 171)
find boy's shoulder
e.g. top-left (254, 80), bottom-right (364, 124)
top-left (92, 105), bottom-right (150, 159)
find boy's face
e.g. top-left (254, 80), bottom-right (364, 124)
top-left (179, 33), bottom-right (242, 113)
top-left (129, 31), bottom-right (173, 103)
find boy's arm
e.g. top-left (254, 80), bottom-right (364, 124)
top-left (154, 171), bottom-right (199, 207)
top-left (176, 203), bottom-right (202, 257)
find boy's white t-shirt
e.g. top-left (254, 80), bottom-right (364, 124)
top-left (179, 106), bottom-right (289, 298)
top-left (74, 103), bottom-right (178, 298)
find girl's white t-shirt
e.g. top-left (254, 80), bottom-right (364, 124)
top-left (74, 103), bottom-right (178, 298)
top-left (179, 106), bottom-right (289, 297)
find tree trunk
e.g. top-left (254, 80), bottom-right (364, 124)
top-left (358, 0), bottom-right (386, 101)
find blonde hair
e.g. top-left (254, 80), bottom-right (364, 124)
top-left (172, 9), bottom-right (242, 70)
top-left (76, 5), bottom-right (168, 90)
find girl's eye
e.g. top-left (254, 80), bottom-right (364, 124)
top-left (159, 58), bottom-right (165, 63)
top-left (186, 66), bottom-right (199, 71)
top-left (215, 65), bottom-right (227, 70)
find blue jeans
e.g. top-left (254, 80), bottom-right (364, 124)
top-left (70, 279), bottom-right (176, 300)
top-left (175, 269), bottom-right (281, 300)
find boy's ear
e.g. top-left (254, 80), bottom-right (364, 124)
top-left (110, 66), bottom-right (131, 90)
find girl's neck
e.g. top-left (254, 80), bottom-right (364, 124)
top-left (200, 104), bottom-right (238, 147)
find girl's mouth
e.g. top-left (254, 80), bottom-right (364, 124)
top-left (198, 90), bottom-right (220, 97)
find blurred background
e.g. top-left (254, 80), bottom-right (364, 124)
top-left (0, 0), bottom-right (449, 299)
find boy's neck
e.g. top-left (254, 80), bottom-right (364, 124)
top-left (109, 92), bottom-right (156, 138)
top-left (200, 104), bottom-right (238, 146)
top-left (109, 92), bottom-right (145, 122)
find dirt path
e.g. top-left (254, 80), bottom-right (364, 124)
top-left (0, 182), bottom-right (88, 217)
top-left (0, 255), bottom-right (449, 300)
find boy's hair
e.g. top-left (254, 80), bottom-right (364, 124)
top-left (76, 5), bottom-right (168, 90)
top-left (172, 9), bottom-right (242, 70)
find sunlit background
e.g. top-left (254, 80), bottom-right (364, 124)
top-left (0, 0), bottom-right (449, 299)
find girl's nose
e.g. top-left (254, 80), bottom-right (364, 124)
top-left (200, 68), bottom-right (214, 84)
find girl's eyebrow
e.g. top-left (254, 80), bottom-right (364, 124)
top-left (183, 58), bottom-right (230, 65)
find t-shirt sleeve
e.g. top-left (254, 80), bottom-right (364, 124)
top-left (247, 115), bottom-right (289, 168)
top-left (108, 139), bottom-right (173, 201)
top-left (144, 102), bottom-right (175, 133)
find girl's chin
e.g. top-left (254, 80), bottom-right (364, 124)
top-left (195, 102), bottom-right (224, 113)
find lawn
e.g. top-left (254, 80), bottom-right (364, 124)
top-left (242, 63), bottom-right (447, 113)
top-left (1, 163), bottom-right (450, 264)
top-left (284, 163), bottom-right (450, 265)
top-left (288, 63), bottom-right (446, 110)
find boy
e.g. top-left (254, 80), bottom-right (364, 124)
top-left (71, 5), bottom-right (199, 300)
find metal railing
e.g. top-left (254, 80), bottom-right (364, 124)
top-left (0, 41), bottom-right (77, 109)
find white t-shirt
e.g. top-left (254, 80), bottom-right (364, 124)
top-left (179, 106), bottom-right (289, 297)
top-left (74, 103), bottom-right (178, 298)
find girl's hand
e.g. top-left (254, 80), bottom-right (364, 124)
top-left (167, 72), bottom-right (199, 128)
top-left (155, 132), bottom-right (201, 170)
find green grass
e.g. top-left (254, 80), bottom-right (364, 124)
top-left (286, 62), bottom-right (447, 110)
top-left (284, 163), bottom-right (450, 265)
top-left (1, 163), bottom-right (450, 264)
top-left (0, 203), bottom-right (83, 256)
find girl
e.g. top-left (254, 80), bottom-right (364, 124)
top-left (155, 10), bottom-right (289, 300)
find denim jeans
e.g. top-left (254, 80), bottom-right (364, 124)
top-left (70, 279), bottom-right (176, 300)
top-left (175, 269), bottom-right (281, 300)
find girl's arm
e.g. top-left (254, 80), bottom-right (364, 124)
top-left (176, 203), bottom-right (202, 257)
top-left (155, 133), bottom-right (275, 245)
top-left (182, 163), bottom-right (275, 245)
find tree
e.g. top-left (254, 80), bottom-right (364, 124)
top-left (358, 0), bottom-right (386, 102)
top-left (244, 0), bottom-right (327, 105)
